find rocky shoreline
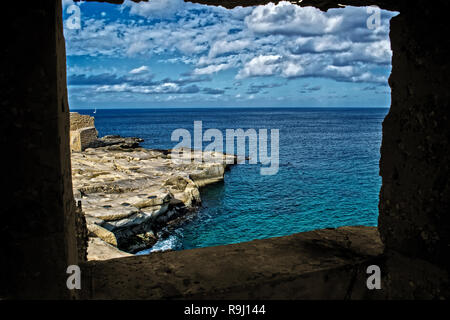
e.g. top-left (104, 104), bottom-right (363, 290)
top-left (72, 134), bottom-right (236, 261)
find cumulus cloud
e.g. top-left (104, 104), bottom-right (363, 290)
top-left (96, 82), bottom-right (201, 95)
top-left (121, 0), bottom-right (185, 20)
top-left (129, 66), bottom-right (150, 74)
top-left (237, 55), bottom-right (282, 79)
top-left (288, 35), bottom-right (352, 54)
top-left (236, 53), bottom-right (387, 83)
top-left (281, 61), bottom-right (305, 78)
top-left (209, 39), bottom-right (252, 58)
top-left (68, 71), bottom-right (213, 92)
top-left (63, 0), bottom-right (397, 105)
top-left (64, 18), bottom-right (125, 56)
top-left (332, 40), bottom-right (392, 65)
top-left (62, 0), bottom-right (75, 9)
top-left (193, 63), bottom-right (232, 75)
top-left (245, 2), bottom-right (344, 36)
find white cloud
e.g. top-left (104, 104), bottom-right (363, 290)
top-left (64, 0), bottom-right (396, 92)
top-left (237, 55), bottom-right (282, 79)
top-left (349, 72), bottom-right (388, 83)
top-left (281, 62), bottom-right (305, 78)
top-left (96, 84), bottom-right (129, 93)
top-left (154, 82), bottom-right (178, 93)
top-left (193, 63), bottom-right (231, 75)
top-left (94, 79), bottom-right (204, 95)
top-left (64, 19), bottom-right (124, 56)
top-left (289, 35), bottom-right (352, 54)
top-left (236, 53), bottom-right (387, 83)
top-left (62, 0), bottom-right (75, 9)
top-left (122, 0), bottom-right (185, 20)
top-left (245, 2), bottom-right (343, 36)
top-left (209, 39), bottom-right (252, 58)
top-left (323, 65), bottom-right (355, 78)
top-left (129, 66), bottom-right (150, 74)
top-left (333, 40), bottom-right (392, 65)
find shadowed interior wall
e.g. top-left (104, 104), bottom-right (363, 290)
top-left (378, 3), bottom-right (450, 298)
top-left (1, 0), bottom-right (81, 299)
top-left (379, 3), bottom-right (450, 268)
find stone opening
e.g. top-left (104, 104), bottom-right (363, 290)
top-left (66, 1), bottom-right (395, 257)
top-left (2, 0), bottom-right (449, 299)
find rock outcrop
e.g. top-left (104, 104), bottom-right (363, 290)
top-left (71, 134), bottom-right (236, 260)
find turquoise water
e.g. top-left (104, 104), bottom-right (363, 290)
top-left (74, 107), bottom-right (388, 252)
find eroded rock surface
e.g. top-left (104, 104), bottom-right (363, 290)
top-left (72, 139), bottom-right (235, 260)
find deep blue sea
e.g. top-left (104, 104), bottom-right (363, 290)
top-left (73, 107), bottom-right (388, 253)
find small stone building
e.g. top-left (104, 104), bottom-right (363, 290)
top-left (70, 112), bottom-right (98, 152)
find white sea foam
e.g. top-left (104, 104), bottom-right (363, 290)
top-left (136, 229), bottom-right (183, 255)
top-left (149, 235), bottom-right (180, 252)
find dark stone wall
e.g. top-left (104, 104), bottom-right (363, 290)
top-left (0, 0), bottom-right (80, 299)
top-left (377, 2), bottom-right (450, 298)
top-left (379, 2), bottom-right (450, 269)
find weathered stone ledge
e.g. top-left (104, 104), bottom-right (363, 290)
top-left (79, 226), bottom-right (385, 299)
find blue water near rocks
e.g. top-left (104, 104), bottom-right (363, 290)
top-left (74, 107), bottom-right (388, 253)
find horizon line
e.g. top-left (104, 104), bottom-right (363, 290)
top-left (70, 106), bottom-right (390, 111)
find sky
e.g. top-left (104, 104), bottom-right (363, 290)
top-left (62, 0), bottom-right (397, 109)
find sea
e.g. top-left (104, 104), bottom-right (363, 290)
top-left (73, 107), bottom-right (388, 253)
